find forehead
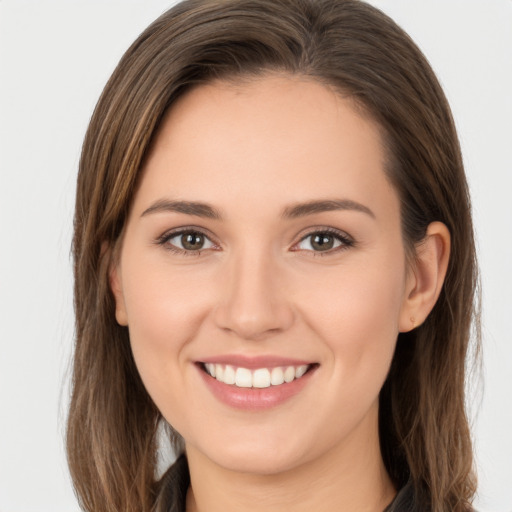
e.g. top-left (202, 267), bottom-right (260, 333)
top-left (135, 74), bottom-right (398, 224)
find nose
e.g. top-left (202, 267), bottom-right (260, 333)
top-left (212, 249), bottom-right (295, 340)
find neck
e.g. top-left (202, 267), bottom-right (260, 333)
top-left (185, 407), bottom-right (395, 512)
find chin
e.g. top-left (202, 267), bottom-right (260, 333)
top-left (187, 432), bottom-right (310, 476)
top-left (216, 451), bottom-right (304, 476)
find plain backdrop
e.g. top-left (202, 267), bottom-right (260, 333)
top-left (0, 1), bottom-right (511, 511)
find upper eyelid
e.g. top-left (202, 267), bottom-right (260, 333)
top-left (294, 226), bottom-right (353, 242)
top-left (157, 226), bottom-right (218, 243)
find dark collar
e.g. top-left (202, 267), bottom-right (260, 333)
top-left (384, 481), bottom-right (420, 512)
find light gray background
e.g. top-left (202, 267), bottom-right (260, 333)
top-left (1, 1), bottom-right (511, 511)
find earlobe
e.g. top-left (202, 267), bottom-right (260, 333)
top-left (399, 221), bottom-right (451, 332)
top-left (109, 258), bottom-right (129, 327)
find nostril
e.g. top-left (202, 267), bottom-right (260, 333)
top-left (212, 304), bottom-right (295, 341)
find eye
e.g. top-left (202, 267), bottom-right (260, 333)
top-left (157, 229), bottom-right (217, 254)
top-left (293, 229), bottom-right (354, 254)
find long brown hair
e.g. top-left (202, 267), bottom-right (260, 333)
top-left (68, 1), bottom-right (480, 510)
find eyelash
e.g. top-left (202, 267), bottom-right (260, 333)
top-left (155, 226), bottom-right (355, 257)
top-left (292, 227), bottom-right (355, 257)
top-left (155, 227), bottom-right (219, 257)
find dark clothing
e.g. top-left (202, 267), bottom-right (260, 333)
top-left (159, 455), bottom-right (426, 512)
top-left (384, 480), bottom-right (423, 511)
top-left (157, 455), bottom-right (190, 512)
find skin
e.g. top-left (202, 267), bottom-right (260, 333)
top-left (111, 74), bottom-right (450, 512)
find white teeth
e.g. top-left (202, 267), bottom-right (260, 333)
top-left (295, 365), bottom-right (308, 378)
top-left (205, 363), bottom-right (311, 388)
top-left (206, 363), bottom-right (216, 377)
top-left (235, 367), bottom-right (252, 388)
top-left (253, 368), bottom-right (271, 388)
top-left (223, 365), bottom-right (236, 385)
top-left (284, 366), bottom-right (296, 383)
top-left (270, 367), bottom-right (285, 386)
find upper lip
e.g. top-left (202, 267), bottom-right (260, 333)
top-left (198, 355), bottom-right (315, 369)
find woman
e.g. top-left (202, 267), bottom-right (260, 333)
top-left (67, 0), bottom-right (479, 511)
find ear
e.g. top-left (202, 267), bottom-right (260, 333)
top-left (399, 221), bottom-right (451, 332)
top-left (107, 244), bottom-right (129, 327)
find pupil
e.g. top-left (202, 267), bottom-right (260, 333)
top-left (182, 232), bottom-right (204, 250)
top-left (312, 234), bottom-right (334, 251)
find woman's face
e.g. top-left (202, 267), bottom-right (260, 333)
top-left (111, 75), bottom-right (415, 475)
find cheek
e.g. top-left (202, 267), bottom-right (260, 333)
top-left (301, 253), bottom-right (405, 326)
top-left (122, 244), bottom-right (216, 340)
top-left (120, 255), bottom-right (215, 401)
top-left (126, 280), bottom-right (204, 348)
top-left (295, 250), bottom-right (406, 391)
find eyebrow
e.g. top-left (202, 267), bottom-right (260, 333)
top-left (282, 199), bottom-right (375, 219)
top-left (141, 199), bottom-right (222, 219)
top-left (141, 198), bottom-right (375, 220)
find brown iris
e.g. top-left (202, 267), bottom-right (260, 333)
top-left (310, 233), bottom-right (335, 251)
top-left (181, 232), bottom-right (205, 250)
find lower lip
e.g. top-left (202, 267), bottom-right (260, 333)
top-left (197, 365), bottom-right (316, 410)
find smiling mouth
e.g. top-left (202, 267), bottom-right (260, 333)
top-left (199, 362), bottom-right (317, 389)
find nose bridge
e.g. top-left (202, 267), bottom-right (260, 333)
top-left (213, 243), bottom-right (294, 339)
